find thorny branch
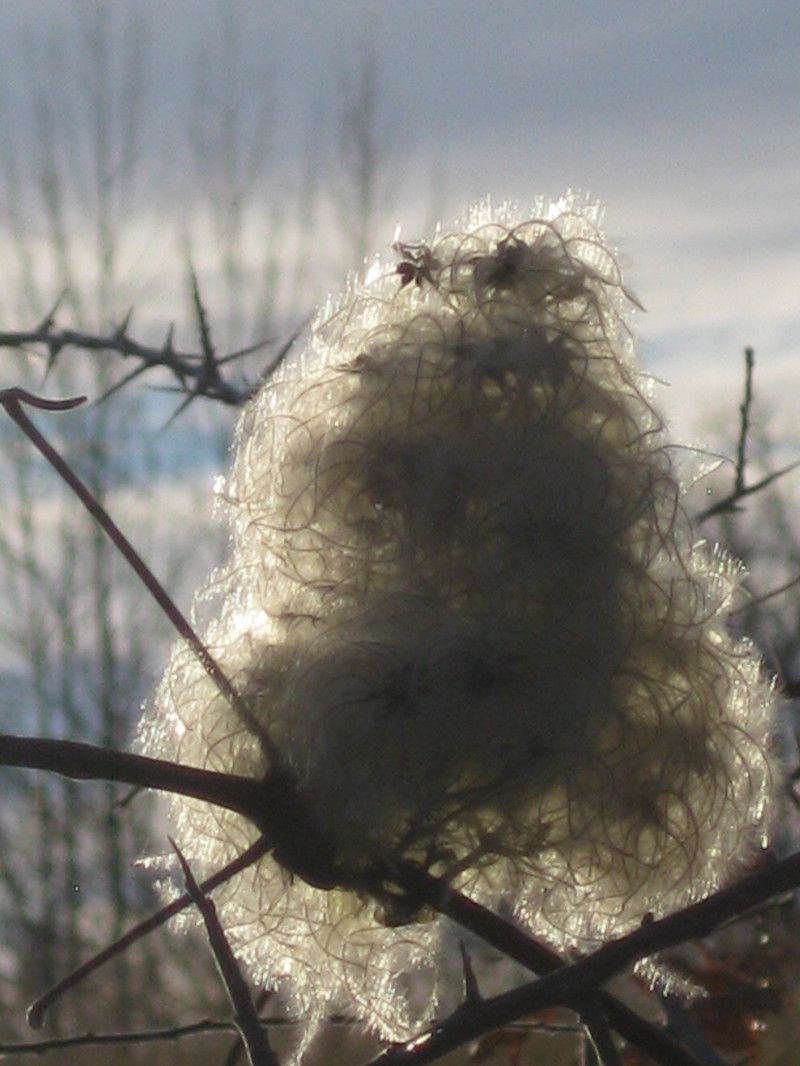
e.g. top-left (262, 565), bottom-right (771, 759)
top-left (0, 726), bottom-right (701, 1064)
top-left (9, 724), bottom-right (796, 1066)
top-left (0, 289), bottom-right (297, 409)
top-left (368, 851), bottom-right (800, 1066)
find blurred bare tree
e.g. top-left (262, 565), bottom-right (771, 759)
top-left (329, 45), bottom-right (403, 269)
top-left (0, 7), bottom-right (173, 1033)
top-left (0, 2), bottom-right (416, 1048)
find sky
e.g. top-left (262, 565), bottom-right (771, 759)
top-left (1, 0), bottom-right (799, 442)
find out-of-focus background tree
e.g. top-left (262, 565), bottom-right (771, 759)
top-left (0, 4), bottom-right (408, 1054)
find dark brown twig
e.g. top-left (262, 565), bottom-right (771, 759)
top-left (730, 571), bottom-right (800, 618)
top-left (172, 840), bottom-right (279, 1066)
top-left (1, 1018), bottom-right (268, 1057)
top-left (0, 735), bottom-right (261, 820)
top-left (27, 835), bottom-right (271, 1028)
top-left (696, 348), bottom-right (800, 521)
top-left (223, 991), bottom-right (274, 1066)
top-left (696, 460), bottom-right (800, 522)
top-left (0, 387), bottom-right (281, 763)
top-left (391, 863), bottom-right (702, 1066)
top-left (735, 347), bottom-right (754, 496)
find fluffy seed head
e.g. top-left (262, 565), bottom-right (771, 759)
top-left (139, 194), bottom-right (776, 1042)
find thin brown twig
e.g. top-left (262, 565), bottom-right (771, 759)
top-left (0, 387), bottom-right (282, 764)
top-left (0, 735), bottom-right (262, 821)
top-left (695, 347), bottom-right (800, 522)
top-left (0, 1018), bottom-right (580, 1059)
top-left (730, 571), bottom-right (800, 618)
top-left (1, 1018), bottom-right (267, 1058)
top-left (735, 346), bottom-right (754, 495)
top-left (224, 991), bottom-right (274, 1066)
top-left (27, 834), bottom-right (271, 1028)
top-left (173, 840), bottom-right (279, 1066)
top-left (696, 460), bottom-right (800, 522)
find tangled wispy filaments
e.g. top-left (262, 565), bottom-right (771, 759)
top-left (139, 194), bottom-right (775, 1044)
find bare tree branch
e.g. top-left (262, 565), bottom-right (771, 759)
top-left (368, 851), bottom-right (800, 1066)
top-left (0, 387), bottom-right (283, 762)
top-left (0, 312), bottom-right (286, 407)
top-left (27, 836), bottom-right (271, 1028)
top-left (173, 840), bottom-right (279, 1066)
top-left (0, 730), bottom-right (699, 1066)
top-left (0, 735), bottom-right (262, 821)
top-left (696, 348), bottom-right (800, 521)
top-left (0, 1017), bottom-right (267, 1057)
top-left (735, 346), bottom-right (754, 497)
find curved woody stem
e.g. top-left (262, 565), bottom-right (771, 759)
top-left (0, 388), bottom-right (281, 763)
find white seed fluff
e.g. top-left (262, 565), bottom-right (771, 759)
top-left (139, 194), bottom-right (776, 1045)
